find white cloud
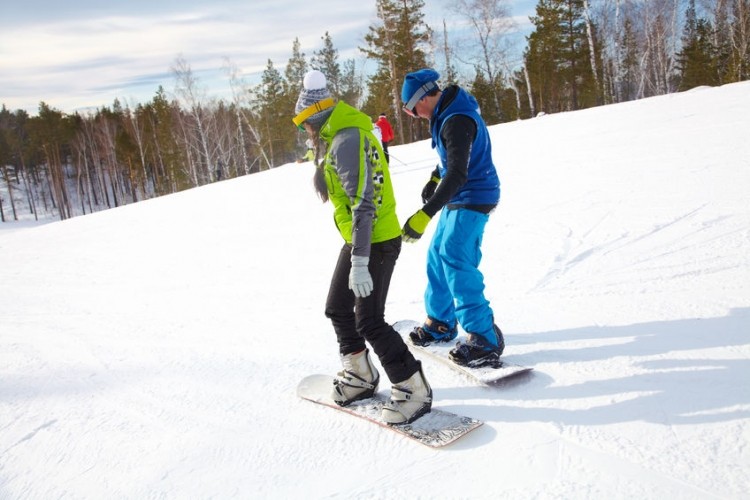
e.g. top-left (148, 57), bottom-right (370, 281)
top-left (0, 1), bottom-right (533, 115)
top-left (0, 2), bottom-right (377, 113)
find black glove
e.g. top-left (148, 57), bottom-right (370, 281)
top-left (421, 167), bottom-right (441, 204)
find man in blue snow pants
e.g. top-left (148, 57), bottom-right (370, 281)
top-left (400, 68), bottom-right (505, 368)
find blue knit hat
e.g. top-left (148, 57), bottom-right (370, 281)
top-left (401, 68), bottom-right (440, 109)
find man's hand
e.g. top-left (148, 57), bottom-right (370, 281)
top-left (421, 170), bottom-right (440, 203)
top-left (402, 210), bottom-right (432, 243)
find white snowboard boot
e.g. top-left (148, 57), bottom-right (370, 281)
top-left (331, 349), bottom-right (380, 406)
top-left (381, 366), bottom-right (432, 425)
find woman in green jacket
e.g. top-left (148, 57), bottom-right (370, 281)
top-left (293, 70), bottom-right (430, 425)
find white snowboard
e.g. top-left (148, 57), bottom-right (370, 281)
top-left (297, 374), bottom-right (482, 448)
top-left (394, 320), bottom-right (533, 385)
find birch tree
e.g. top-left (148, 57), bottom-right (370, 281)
top-left (450, 0), bottom-right (516, 120)
top-left (729, 0), bottom-right (750, 80)
top-left (171, 55), bottom-right (216, 185)
top-left (362, 0), bottom-right (432, 143)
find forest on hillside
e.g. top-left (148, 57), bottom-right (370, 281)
top-left (1, 0), bottom-right (748, 223)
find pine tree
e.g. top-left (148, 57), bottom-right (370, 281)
top-left (711, 0), bottom-right (733, 84)
top-left (27, 103), bottom-right (76, 220)
top-left (0, 109), bottom-right (14, 221)
top-left (677, 0), bottom-right (718, 90)
top-left (149, 86), bottom-right (189, 193)
top-left (618, 16), bottom-right (639, 102)
top-left (362, 0), bottom-right (432, 143)
top-left (285, 38), bottom-right (308, 99)
top-left (525, 0), bottom-right (597, 113)
top-left (339, 59), bottom-right (363, 107)
top-left (469, 70), bottom-right (498, 122)
top-left (311, 33), bottom-right (342, 97)
top-left (728, 0), bottom-right (750, 81)
top-left (284, 38), bottom-right (309, 157)
top-left (363, 69), bottom-right (396, 119)
top-left (253, 59), bottom-right (293, 167)
top-left (558, 0), bottom-right (596, 109)
top-left (525, 0), bottom-right (567, 113)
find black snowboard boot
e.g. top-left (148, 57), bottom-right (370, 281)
top-left (449, 324), bottom-right (505, 368)
top-left (409, 317), bottom-right (458, 347)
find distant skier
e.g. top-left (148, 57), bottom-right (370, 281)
top-left (400, 68), bottom-right (505, 368)
top-left (374, 113), bottom-right (395, 163)
top-left (292, 70), bottom-right (432, 425)
top-left (296, 138), bottom-right (314, 163)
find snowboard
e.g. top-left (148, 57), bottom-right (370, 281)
top-left (297, 374), bottom-right (482, 448)
top-left (394, 320), bottom-right (533, 385)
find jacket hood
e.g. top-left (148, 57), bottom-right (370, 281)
top-left (319, 102), bottom-right (374, 143)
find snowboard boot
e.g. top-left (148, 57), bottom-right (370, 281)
top-left (409, 317), bottom-right (458, 347)
top-left (332, 349), bottom-right (380, 406)
top-left (381, 365), bottom-right (432, 425)
top-left (449, 324), bottom-right (506, 368)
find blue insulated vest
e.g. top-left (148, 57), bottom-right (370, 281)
top-left (430, 88), bottom-right (500, 206)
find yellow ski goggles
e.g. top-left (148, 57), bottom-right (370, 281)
top-left (292, 98), bottom-right (336, 128)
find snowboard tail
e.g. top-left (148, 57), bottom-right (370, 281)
top-left (297, 374), bottom-right (482, 448)
top-left (394, 320), bottom-right (532, 384)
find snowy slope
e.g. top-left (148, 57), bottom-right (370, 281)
top-left (1, 82), bottom-right (749, 499)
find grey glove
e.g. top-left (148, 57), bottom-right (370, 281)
top-left (349, 255), bottom-right (373, 298)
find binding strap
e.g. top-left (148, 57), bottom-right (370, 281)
top-left (388, 386), bottom-right (432, 404)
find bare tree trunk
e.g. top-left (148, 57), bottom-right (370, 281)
top-left (668, 0), bottom-right (680, 92)
top-left (507, 75), bottom-right (522, 120)
top-left (378, 1), bottom-right (405, 144)
top-left (125, 105), bottom-right (150, 200)
top-left (172, 56), bottom-right (217, 185)
top-left (73, 149), bottom-right (86, 215)
top-left (731, 0), bottom-right (750, 81)
top-left (442, 20), bottom-right (456, 82)
top-left (524, 65), bottom-right (536, 117)
top-left (80, 119), bottom-right (104, 208)
top-left (224, 58), bottom-right (252, 176)
top-left (146, 113), bottom-right (168, 194)
top-left (176, 116), bottom-right (199, 187)
top-left (82, 151), bottom-right (94, 214)
top-left (235, 107), bottom-right (249, 176)
top-left (19, 167), bottom-right (38, 220)
top-left (1, 165), bottom-right (18, 220)
top-left (241, 109), bottom-right (272, 172)
top-left (452, 0), bottom-right (515, 120)
top-left (613, 0), bottom-right (622, 102)
top-left (40, 167), bottom-right (52, 213)
top-left (502, 62), bottom-right (522, 119)
top-left (45, 145), bottom-right (68, 220)
top-left (583, 0), bottom-right (602, 102)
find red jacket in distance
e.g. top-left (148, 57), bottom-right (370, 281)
top-left (375, 115), bottom-right (395, 143)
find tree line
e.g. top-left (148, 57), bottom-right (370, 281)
top-left (1, 0), bottom-right (748, 222)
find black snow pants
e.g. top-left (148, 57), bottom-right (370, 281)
top-left (325, 237), bottom-right (421, 384)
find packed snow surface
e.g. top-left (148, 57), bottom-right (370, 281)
top-left (2, 82), bottom-right (749, 499)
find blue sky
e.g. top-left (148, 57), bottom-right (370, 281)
top-left (0, 0), bottom-right (535, 115)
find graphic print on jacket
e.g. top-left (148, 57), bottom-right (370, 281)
top-left (319, 101), bottom-right (400, 258)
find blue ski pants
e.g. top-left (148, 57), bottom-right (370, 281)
top-left (424, 208), bottom-right (497, 345)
